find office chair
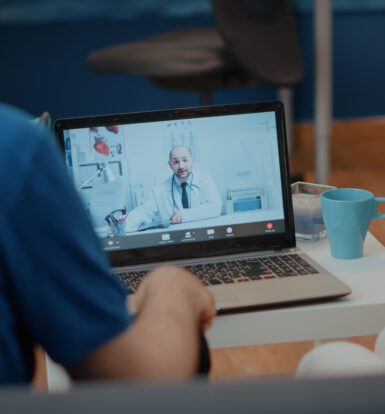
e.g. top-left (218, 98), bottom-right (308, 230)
top-left (86, 0), bottom-right (303, 152)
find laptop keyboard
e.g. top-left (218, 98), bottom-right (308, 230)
top-left (116, 254), bottom-right (319, 294)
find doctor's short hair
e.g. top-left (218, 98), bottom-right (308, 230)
top-left (168, 145), bottom-right (193, 160)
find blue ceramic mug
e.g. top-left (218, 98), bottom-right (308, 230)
top-left (321, 188), bottom-right (385, 259)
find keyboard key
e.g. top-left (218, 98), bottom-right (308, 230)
top-left (115, 253), bottom-right (319, 291)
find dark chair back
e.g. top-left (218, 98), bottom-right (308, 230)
top-left (212, 0), bottom-right (303, 86)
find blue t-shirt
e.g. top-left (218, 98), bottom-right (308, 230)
top-left (0, 103), bottom-right (133, 384)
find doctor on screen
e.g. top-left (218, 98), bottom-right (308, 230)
top-left (124, 145), bottom-right (221, 232)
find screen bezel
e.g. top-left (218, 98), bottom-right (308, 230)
top-left (54, 101), bottom-right (295, 266)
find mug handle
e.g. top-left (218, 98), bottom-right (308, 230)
top-left (373, 197), bottom-right (385, 219)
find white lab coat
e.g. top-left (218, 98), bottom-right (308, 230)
top-left (125, 172), bottom-right (221, 232)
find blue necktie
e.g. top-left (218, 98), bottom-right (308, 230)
top-left (181, 182), bottom-right (189, 209)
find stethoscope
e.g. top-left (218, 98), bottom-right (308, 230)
top-left (171, 173), bottom-right (199, 209)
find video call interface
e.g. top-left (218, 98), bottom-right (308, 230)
top-left (63, 111), bottom-right (286, 250)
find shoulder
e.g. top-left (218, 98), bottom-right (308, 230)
top-left (160, 174), bottom-right (174, 190)
top-left (0, 103), bottom-right (53, 209)
top-left (150, 175), bottom-right (173, 200)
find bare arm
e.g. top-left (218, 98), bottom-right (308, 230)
top-left (67, 266), bottom-right (215, 380)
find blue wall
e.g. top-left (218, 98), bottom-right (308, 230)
top-left (1, 5), bottom-right (385, 121)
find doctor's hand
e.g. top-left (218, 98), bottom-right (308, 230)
top-left (170, 210), bottom-right (182, 224)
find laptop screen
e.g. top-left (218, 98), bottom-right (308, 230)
top-left (56, 102), bottom-right (294, 264)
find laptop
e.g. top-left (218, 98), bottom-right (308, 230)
top-left (55, 101), bottom-right (351, 313)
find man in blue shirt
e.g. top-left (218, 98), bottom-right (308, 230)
top-left (0, 103), bottom-right (215, 384)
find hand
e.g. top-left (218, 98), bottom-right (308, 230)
top-left (135, 266), bottom-right (216, 332)
top-left (71, 266), bottom-right (216, 380)
top-left (170, 211), bottom-right (182, 224)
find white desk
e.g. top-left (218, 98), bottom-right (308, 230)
top-left (208, 233), bottom-right (385, 348)
top-left (47, 232), bottom-right (385, 391)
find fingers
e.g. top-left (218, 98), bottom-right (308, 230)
top-left (134, 265), bottom-right (216, 331)
top-left (134, 265), bottom-right (188, 311)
